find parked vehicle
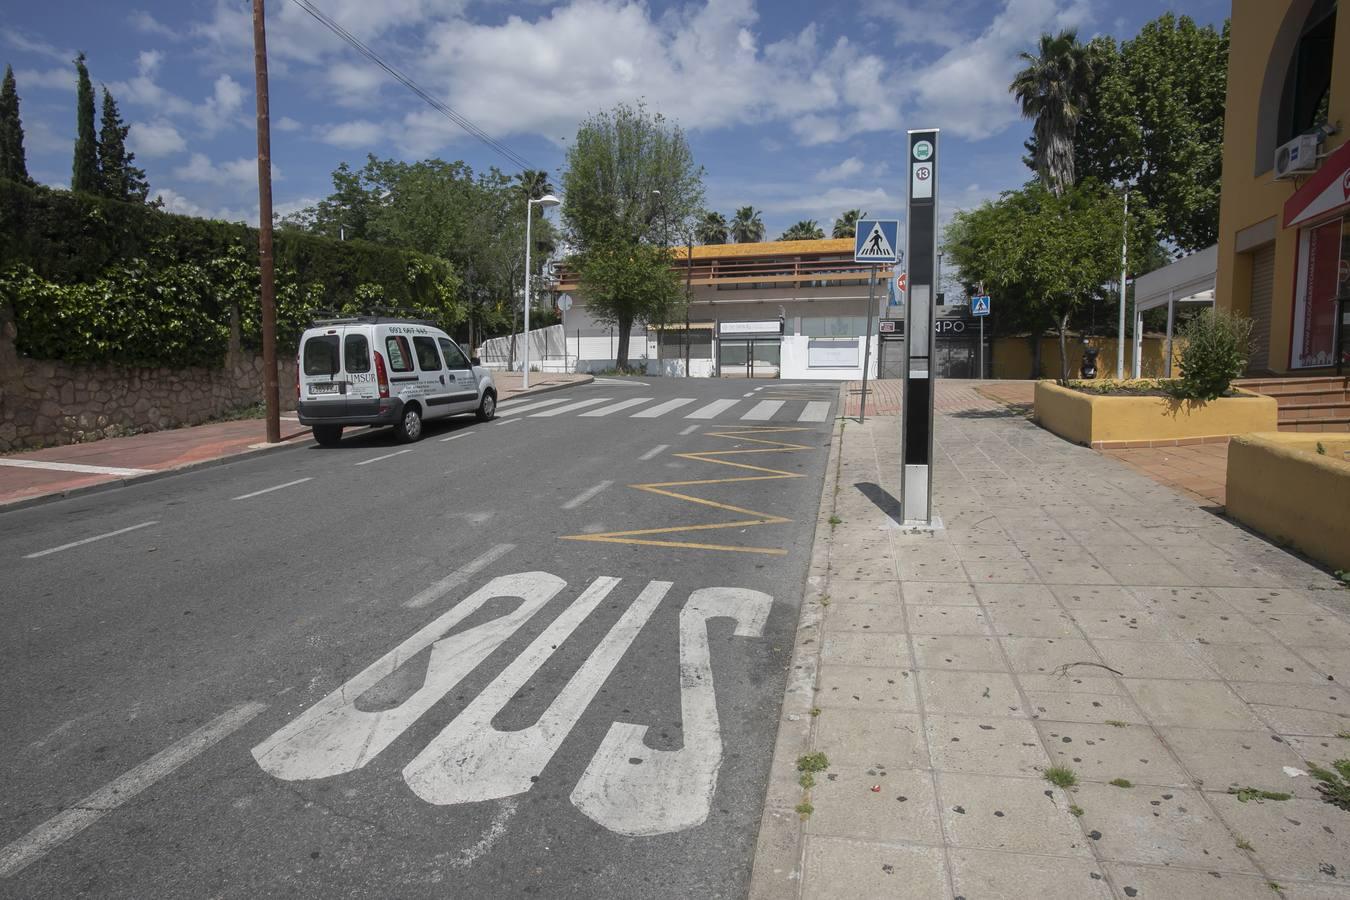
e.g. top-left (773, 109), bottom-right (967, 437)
top-left (296, 316), bottom-right (496, 446)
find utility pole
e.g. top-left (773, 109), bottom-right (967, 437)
top-left (252, 0), bottom-right (279, 444)
top-left (1117, 188), bottom-right (1128, 380)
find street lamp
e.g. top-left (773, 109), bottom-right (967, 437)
top-left (523, 193), bottom-right (560, 389)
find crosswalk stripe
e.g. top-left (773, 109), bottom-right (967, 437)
top-left (631, 398), bottom-right (696, 418)
top-left (685, 399), bottom-right (738, 419)
top-left (798, 401), bottom-right (831, 422)
top-left (580, 398), bottom-right (653, 417)
top-left (495, 397), bottom-right (569, 416)
top-left (531, 398), bottom-right (612, 417)
top-left (741, 400), bottom-right (784, 420)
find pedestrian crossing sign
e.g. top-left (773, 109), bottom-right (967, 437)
top-left (854, 219), bottom-right (899, 264)
top-left (972, 295), bottom-right (991, 317)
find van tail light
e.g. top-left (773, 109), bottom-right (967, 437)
top-left (374, 351), bottom-right (390, 398)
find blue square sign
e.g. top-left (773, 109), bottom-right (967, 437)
top-left (854, 219), bottom-right (899, 264)
top-left (972, 295), bottom-right (991, 317)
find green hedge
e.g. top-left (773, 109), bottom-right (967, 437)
top-left (0, 178), bottom-right (462, 367)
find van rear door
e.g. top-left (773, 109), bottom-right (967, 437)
top-left (301, 328), bottom-right (347, 416)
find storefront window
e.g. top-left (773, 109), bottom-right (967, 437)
top-left (1292, 216), bottom-right (1347, 368)
top-left (802, 316), bottom-right (867, 337)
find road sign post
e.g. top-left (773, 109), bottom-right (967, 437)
top-left (971, 295), bottom-right (990, 380)
top-left (854, 219), bottom-right (899, 424)
top-left (902, 130), bottom-right (939, 527)
top-left (860, 266), bottom-right (877, 423)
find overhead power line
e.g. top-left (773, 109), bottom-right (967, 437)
top-left (287, 0), bottom-right (534, 171)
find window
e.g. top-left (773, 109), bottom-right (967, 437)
top-left (802, 316), bottom-right (867, 337)
top-left (413, 336), bottom-right (443, 371)
top-left (303, 335), bottom-right (339, 375)
top-left (1281, 1), bottom-right (1338, 144)
top-left (385, 335), bottom-right (414, 372)
top-left (344, 334), bottom-right (370, 373)
top-left (438, 337), bottom-right (471, 369)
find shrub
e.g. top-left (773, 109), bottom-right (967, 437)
top-left (1173, 308), bottom-right (1254, 401)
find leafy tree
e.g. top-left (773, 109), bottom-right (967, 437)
top-left (71, 53), bottom-right (99, 193)
top-left (1010, 30), bottom-right (1096, 196)
top-left (561, 101), bottom-right (704, 368)
top-left (780, 220), bottom-right (825, 241)
top-left (730, 205), bottom-right (764, 243)
top-left (517, 169), bottom-right (553, 201)
top-left (96, 88), bottom-right (148, 202)
top-left (695, 210), bottom-right (729, 244)
top-left (832, 209), bottom-right (865, 238)
top-left (0, 65), bottom-right (32, 185)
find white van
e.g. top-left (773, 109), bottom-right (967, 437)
top-left (296, 316), bottom-right (496, 446)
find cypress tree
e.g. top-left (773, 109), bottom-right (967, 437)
top-left (97, 87), bottom-right (148, 201)
top-left (71, 52), bottom-right (99, 193)
top-left (0, 65), bottom-right (32, 184)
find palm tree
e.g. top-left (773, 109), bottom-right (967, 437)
top-left (1010, 29), bottom-right (1095, 196)
top-left (695, 210), bottom-right (730, 245)
top-left (779, 220), bottom-right (825, 241)
top-left (517, 169), bottom-right (553, 201)
top-left (832, 209), bottom-right (866, 238)
top-left (730, 206), bottom-right (765, 243)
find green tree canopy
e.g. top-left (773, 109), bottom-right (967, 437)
top-left (71, 53), bottom-right (98, 193)
top-left (730, 206), bottom-right (764, 243)
top-left (1010, 30), bottom-right (1096, 196)
top-left (576, 241), bottom-right (682, 368)
top-left (832, 209), bottom-right (865, 238)
top-left (96, 88), bottom-right (148, 202)
top-left (695, 210), bottom-right (729, 245)
top-left (0, 65), bottom-right (32, 185)
top-left (780, 220), bottom-right (825, 241)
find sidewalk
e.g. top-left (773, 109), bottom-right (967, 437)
top-left (752, 384), bottom-right (1350, 899)
top-left (0, 372), bottom-right (591, 510)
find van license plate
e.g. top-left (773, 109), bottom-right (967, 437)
top-left (310, 382), bottom-right (339, 394)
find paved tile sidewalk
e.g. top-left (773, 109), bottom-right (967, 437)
top-left (752, 389), bottom-right (1350, 900)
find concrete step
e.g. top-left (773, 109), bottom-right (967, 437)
top-left (1278, 419), bottom-right (1350, 432)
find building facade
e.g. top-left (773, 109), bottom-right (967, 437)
top-left (1216, 0), bottom-right (1349, 374)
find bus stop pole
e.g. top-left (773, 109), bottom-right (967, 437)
top-left (859, 265), bottom-right (878, 423)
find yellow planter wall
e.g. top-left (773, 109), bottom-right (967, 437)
top-left (1034, 381), bottom-right (1279, 446)
top-left (1227, 434), bottom-right (1350, 572)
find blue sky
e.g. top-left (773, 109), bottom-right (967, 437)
top-left (5, 0), bottom-right (1227, 238)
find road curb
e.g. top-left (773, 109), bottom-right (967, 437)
top-left (496, 374), bottom-right (594, 404)
top-left (746, 386), bottom-right (845, 900)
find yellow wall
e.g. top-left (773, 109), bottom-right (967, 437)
top-left (992, 336), bottom-right (1180, 380)
top-left (1034, 382), bottom-right (1279, 445)
top-left (1215, 1), bottom-right (1350, 374)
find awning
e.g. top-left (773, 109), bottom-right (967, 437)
top-left (1284, 139), bottom-right (1350, 228)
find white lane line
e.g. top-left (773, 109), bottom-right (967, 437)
top-left (440, 431), bottom-right (476, 442)
top-left (679, 425), bottom-right (700, 436)
top-left (685, 399), bottom-right (737, 420)
top-left (24, 521), bottom-right (159, 559)
top-left (741, 392), bottom-right (755, 397)
top-left (495, 398), bottom-right (569, 416)
top-left (355, 448), bottom-right (416, 467)
top-left (530, 398), bottom-right (612, 417)
top-left (404, 543), bottom-right (518, 609)
top-left (0, 459), bottom-right (153, 477)
top-left (639, 444), bottom-right (669, 461)
top-left (501, 418), bottom-right (524, 426)
top-left (562, 480), bottom-right (613, 510)
top-left (631, 398), bottom-right (695, 418)
top-left (798, 401), bottom-right (831, 423)
top-left (231, 477), bottom-right (313, 501)
top-left (741, 400), bottom-right (784, 421)
top-left (579, 398), bottom-right (652, 417)
top-left (0, 701), bottom-right (267, 878)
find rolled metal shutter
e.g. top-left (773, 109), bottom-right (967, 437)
top-left (1248, 244), bottom-right (1275, 373)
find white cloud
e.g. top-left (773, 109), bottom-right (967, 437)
top-left (172, 152), bottom-right (279, 188)
top-left (152, 187), bottom-right (213, 218)
top-left (814, 157), bottom-right (865, 183)
top-left (130, 10), bottom-right (181, 40)
top-left (2, 31), bottom-right (74, 64)
top-left (128, 120), bottom-right (187, 158)
top-left (275, 116), bottom-right (303, 132)
top-left (13, 67), bottom-right (74, 92)
top-left (199, 74), bottom-right (246, 133)
top-left (318, 120), bottom-right (384, 149)
top-left (757, 186), bottom-right (897, 219)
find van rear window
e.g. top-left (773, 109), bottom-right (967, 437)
top-left (303, 335), bottom-right (339, 375)
top-left (385, 336), bottom-right (414, 372)
top-left (344, 334), bottom-right (371, 373)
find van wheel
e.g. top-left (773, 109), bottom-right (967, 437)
top-left (395, 405), bottom-right (423, 443)
top-left (312, 424), bottom-right (343, 447)
top-left (476, 390), bottom-right (497, 421)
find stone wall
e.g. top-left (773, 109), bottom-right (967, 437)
top-left (0, 305), bottom-right (297, 452)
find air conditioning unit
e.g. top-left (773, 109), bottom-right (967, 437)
top-left (1274, 134), bottom-right (1319, 179)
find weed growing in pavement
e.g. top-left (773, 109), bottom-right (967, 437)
top-left (1068, 804), bottom-right (1084, 817)
top-left (794, 801), bottom-right (814, 818)
top-left (798, 772), bottom-right (816, 789)
top-left (1229, 787), bottom-right (1291, 803)
top-left (1104, 720), bottom-right (1129, 728)
top-left (1043, 766), bottom-right (1077, 789)
top-left (1336, 731), bottom-right (1350, 740)
top-left (809, 707), bottom-right (822, 717)
top-left (1109, 778), bottom-right (1133, 788)
top-left (1236, 837), bottom-right (1254, 851)
top-left (797, 752), bottom-right (830, 775)
top-left (1335, 570), bottom-right (1350, 587)
top-left (1267, 883), bottom-right (1283, 894)
top-left (828, 515), bottom-right (842, 527)
top-left (1308, 759), bottom-right (1350, 810)
top-left (1318, 442), bottom-right (1328, 455)
top-left (819, 595), bottom-right (831, 607)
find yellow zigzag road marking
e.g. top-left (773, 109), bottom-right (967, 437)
top-left (560, 426), bottom-right (814, 555)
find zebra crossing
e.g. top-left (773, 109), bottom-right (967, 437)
top-left (495, 393), bottom-right (835, 423)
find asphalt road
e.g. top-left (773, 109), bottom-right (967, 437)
top-left (0, 376), bottom-right (838, 899)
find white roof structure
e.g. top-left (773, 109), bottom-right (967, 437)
top-left (1128, 245), bottom-right (1217, 377)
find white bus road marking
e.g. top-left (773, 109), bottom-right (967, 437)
top-left (440, 431), bottom-right (476, 442)
top-left (741, 392), bottom-right (755, 397)
top-left (23, 521), bottom-right (159, 559)
top-left (685, 399), bottom-right (737, 420)
top-left (579, 398), bottom-right (652, 417)
top-left (798, 401), bottom-right (831, 422)
top-left (530, 398), bottom-right (612, 417)
top-left (638, 444), bottom-right (668, 461)
top-left (494, 397), bottom-right (569, 416)
top-left (562, 481), bottom-right (613, 510)
top-left (255, 572), bottom-right (565, 780)
top-left (0, 702), bottom-right (266, 878)
top-left (631, 398), bottom-right (695, 418)
top-left (572, 587), bottom-right (770, 835)
top-left (679, 425), bottom-right (700, 435)
top-left (355, 448), bottom-right (416, 467)
top-left (403, 578), bottom-right (671, 805)
top-left (231, 477), bottom-right (313, 501)
top-left (741, 400), bottom-right (784, 421)
top-left (0, 459), bottom-right (153, 477)
top-left (404, 543), bottom-right (518, 609)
